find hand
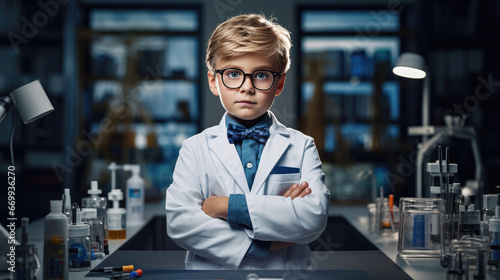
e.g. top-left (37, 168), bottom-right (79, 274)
top-left (202, 196), bottom-right (229, 220)
top-left (271, 241), bottom-right (295, 251)
top-left (282, 181), bottom-right (311, 200)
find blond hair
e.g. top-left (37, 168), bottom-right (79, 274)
top-left (206, 14), bottom-right (292, 73)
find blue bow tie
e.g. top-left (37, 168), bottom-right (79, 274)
top-left (227, 123), bottom-right (270, 144)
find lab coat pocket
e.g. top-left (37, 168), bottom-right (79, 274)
top-left (266, 173), bottom-right (300, 195)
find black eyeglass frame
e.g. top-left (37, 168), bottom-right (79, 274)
top-left (213, 68), bottom-right (284, 91)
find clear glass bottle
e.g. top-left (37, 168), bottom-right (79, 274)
top-left (81, 181), bottom-right (107, 239)
top-left (82, 216), bottom-right (105, 253)
top-left (68, 204), bottom-right (91, 271)
top-left (398, 197), bottom-right (445, 258)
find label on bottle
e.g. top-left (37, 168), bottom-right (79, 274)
top-left (45, 257), bottom-right (64, 279)
top-left (44, 238), bottom-right (65, 279)
top-left (107, 211), bottom-right (126, 230)
top-left (127, 187), bottom-right (143, 220)
top-left (413, 215), bottom-right (426, 248)
top-left (128, 188), bottom-right (141, 198)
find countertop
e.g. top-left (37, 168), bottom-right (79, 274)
top-left (3, 201), bottom-right (500, 279)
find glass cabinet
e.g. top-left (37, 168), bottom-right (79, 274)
top-left (77, 5), bottom-right (202, 193)
top-left (297, 7), bottom-right (403, 202)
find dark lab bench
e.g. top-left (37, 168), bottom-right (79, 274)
top-left (87, 216), bottom-right (412, 280)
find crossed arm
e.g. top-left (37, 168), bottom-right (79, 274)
top-left (201, 181), bottom-right (311, 250)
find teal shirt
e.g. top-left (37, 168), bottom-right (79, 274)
top-left (225, 114), bottom-right (272, 263)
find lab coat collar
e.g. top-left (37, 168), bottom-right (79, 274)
top-left (252, 111), bottom-right (290, 194)
top-left (206, 111), bottom-right (290, 194)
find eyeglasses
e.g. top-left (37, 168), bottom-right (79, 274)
top-left (214, 68), bottom-right (283, 91)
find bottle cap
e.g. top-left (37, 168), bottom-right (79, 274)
top-left (69, 209), bottom-right (90, 236)
top-left (64, 189), bottom-right (71, 207)
top-left (122, 265), bottom-right (134, 272)
top-left (88, 181), bottom-right (102, 195)
top-left (69, 222), bottom-right (90, 237)
top-left (50, 200), bottom-right (63, 213)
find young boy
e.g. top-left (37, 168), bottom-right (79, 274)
top-left (165, 14), bottom-right (330, 270)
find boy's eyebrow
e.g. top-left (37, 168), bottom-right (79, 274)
top-left (218, 64), bottom-right (278, 72)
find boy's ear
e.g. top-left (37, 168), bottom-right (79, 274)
top-left (275, 74), bottom-right (286, 96)
top-left (208, 70), bottom-right (219, 96)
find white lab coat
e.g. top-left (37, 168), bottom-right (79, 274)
top-left (165, 111), bottom-right (330, 270)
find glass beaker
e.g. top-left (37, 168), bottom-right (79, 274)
top-left (398, 197), bottom-right (445, 258)
top-left (82, 217), bottom-right (105, 253)
top-left (447, 237), bottom-right (489, 278)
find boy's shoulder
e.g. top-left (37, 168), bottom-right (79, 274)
top-left (269, 113), bottom-right (313, 142)
top-left (278, 125), bottom-right (314, 145)
top-left (180, 124), bottom-right (221, 145)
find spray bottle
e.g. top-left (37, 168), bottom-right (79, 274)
top-left (81, 181), bottom-right (107, 241)
top-left (123, 164), bottom-right (145, 224)
top-left (43, 200), bottom-right (68, 280)
top-left (107, 189), bottom-right (126, 240)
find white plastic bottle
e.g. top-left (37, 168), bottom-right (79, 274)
top-left (107, 189), bottom-right (126, 240)
top-left (123, 164), bottom-right (144, 224)
top-left (43, 200), bottom-right (69, 280)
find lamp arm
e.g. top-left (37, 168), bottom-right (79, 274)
top-left (422, 74), bottom-right (430, 142)
top-left (0, 96), bottom-right (13, 124)
top-left (422, 74), bottom-right (430, 127)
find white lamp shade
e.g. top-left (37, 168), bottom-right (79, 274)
top-left (9, 80), bottom-right (54, 124)
top-left (393, 52), bottom-right (427, 79)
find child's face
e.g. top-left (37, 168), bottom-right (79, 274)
top-left (208, 52), bottom-right (286, 121)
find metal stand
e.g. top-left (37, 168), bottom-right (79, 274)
top-left (409, 123), bottom-right (483, 200)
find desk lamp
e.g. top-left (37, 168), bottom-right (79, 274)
top-left (0, 80), bottom-right (54, 164)
top-left (0, 80), bottom-right (53, 272)
top-left (393, 54), bottom-right (483, 199)
top-left (393, 53), bottom-right (430, 141)
top-left (393, 53), bottom-right (431, 197)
